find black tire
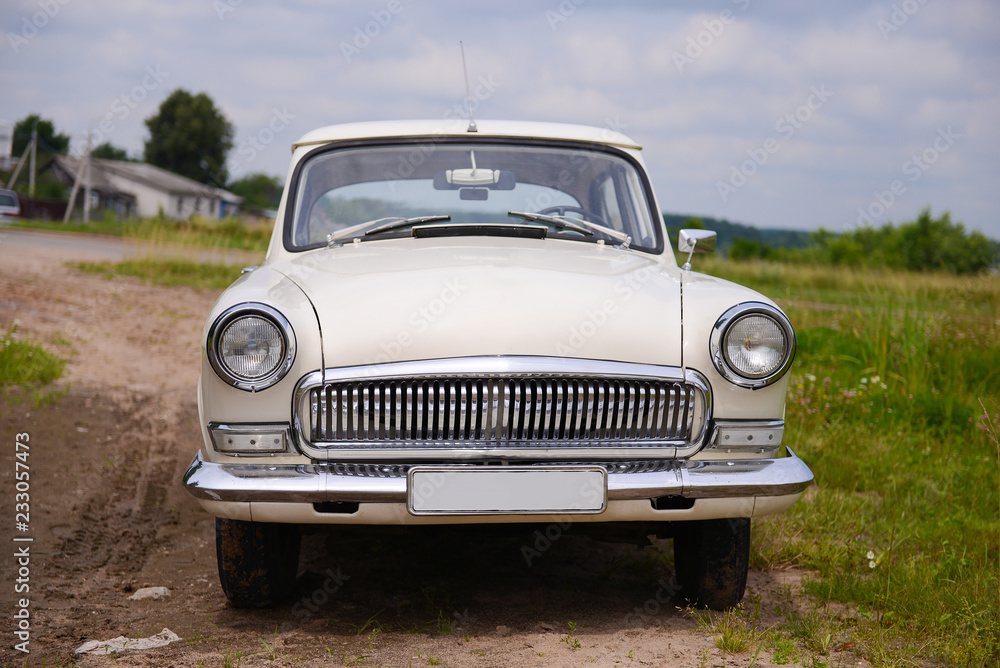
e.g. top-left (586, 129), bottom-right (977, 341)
top-left (216, 518), bottom-right (300, 608)
top-left (673, 518), bottom-right (750, 610)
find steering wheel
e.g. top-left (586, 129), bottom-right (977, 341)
top-left (537, 205), bottom-right (611, 229)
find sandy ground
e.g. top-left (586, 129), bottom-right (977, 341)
top-left (0, 230), bottom-right (839, 667)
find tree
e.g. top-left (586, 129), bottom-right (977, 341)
top-left (12, 114), bottom-right (70, 156)
top-left (91, 142), bottom-right (131, 161)
top-left (228, 173), bottom-right (283, 209)
top-left (729, 238), bottom-right (773, 261)
top-left (143, 89), bottom-right (234, 184)
top-left (894, 208), bottom-right (999, 274)
top-left (793, 209), bottom-right (999, 274)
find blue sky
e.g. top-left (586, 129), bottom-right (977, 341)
top-left (2, 0), bottom-right (998, 238)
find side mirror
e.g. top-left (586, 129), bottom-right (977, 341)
top-left (678, 229), bottom-right (717, 270)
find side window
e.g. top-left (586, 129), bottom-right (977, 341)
top-left (624, 168), bottom-right (656, 247)
top-left (595, 175), bottom-right (624, 231)
top-left (592, 169), bottom-right (656, 245)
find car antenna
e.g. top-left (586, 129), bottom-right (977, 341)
top-left (460, 41), bottom-right (477, 132)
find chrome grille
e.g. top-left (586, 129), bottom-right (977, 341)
top-left (324, 461), bottom-right (682, 478)
top-left (304, 377), bottom-right (704, 448)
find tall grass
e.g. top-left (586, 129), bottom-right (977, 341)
top-left (72, 258), bottom-right (245, 291)
top-left (12, 215), bottom-right (273, 252)
top-left (700, 257), bottom-right (1000, 665)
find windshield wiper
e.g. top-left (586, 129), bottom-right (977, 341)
top-left (327, 215), bottom-right (451, 246)
top-left (507, 211), bottom-right (631, 249)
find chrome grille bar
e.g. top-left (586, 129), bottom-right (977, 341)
top-left (304, 375), bottom-right (706, 448)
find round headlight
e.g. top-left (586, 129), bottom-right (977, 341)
top-left (208, 304), bottom-right (295, 391)
top-left (219, 316), bottom-right (284, 379)
top-left (711, 303), bottom-right (795, 388)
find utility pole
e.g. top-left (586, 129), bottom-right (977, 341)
top-left (82, 131), bottom-right (92, 223)
top-left (28, 122), bottom-right (37, 197)
top-left (63, 132), bottom-right (92, 224)
top-left (6, 131), bottom-right (35, 190)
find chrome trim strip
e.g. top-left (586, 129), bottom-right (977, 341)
top-left (208, 422), bottom-right (292, 455)
top-left (300, 356), bottom-right (699, 383)
top-left (709, 302), bottom-right (796, 390)
top-left (710, 419), bottom-right (785, 451)
top-left (183, 448), bottom-right (813, 504)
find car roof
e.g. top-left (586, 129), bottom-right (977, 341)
top-left (292, 119), bottom-right (642, 152)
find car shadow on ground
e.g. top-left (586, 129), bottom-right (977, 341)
top-left (213, 524), bottom-right (689, 637)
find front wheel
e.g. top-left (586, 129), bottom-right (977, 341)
top-left (216, 518), bottom-right (300, 607)
top-left (673, 518), bottom-right (750, 610)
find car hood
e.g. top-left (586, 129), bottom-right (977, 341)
top-left (275, 238), bottom-right (683, 370)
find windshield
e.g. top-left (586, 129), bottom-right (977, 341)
top-left (285, 141), bottom-right (661, 252)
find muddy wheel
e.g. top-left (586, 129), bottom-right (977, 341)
top-left (673, 518), bottom-right (750, 610)
top-left (216, 518), bottom-right (300, 607)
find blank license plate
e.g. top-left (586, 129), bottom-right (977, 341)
top-left (407, 466), bottom-right (607, 515)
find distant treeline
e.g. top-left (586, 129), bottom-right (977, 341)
top-left (662, 213), bottom-right (813, 256)
top-left (663, 208), bottom-right (999, 275)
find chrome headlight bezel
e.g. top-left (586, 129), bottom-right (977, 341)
top-left (207, 303), bottom-right (296, 392)
top-left (710, 302), bottom-right (795, 389)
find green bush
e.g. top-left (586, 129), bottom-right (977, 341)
top-left (786, 208), bottom-right (999, 274)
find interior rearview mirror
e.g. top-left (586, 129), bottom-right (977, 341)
top-left (434, 169), bottom-right (515, 191)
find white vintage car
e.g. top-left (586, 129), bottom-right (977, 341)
top-left (184, 119), bottom-right (812, 610)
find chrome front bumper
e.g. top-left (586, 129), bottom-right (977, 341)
top-left (183, 449), bottom-right (813, 505)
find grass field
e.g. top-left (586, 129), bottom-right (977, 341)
top-left (697, 257), bottom-right (1000, 666)
top-left (72, 258), bottom-right (246, 290)
top-left (11, 216), bottom-right (272, 252)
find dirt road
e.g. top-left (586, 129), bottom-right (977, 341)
top-left (0, 230), bottom-right (815, 667)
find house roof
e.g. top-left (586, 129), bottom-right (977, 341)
top-left (51, 155), bottom-right (241, 202)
